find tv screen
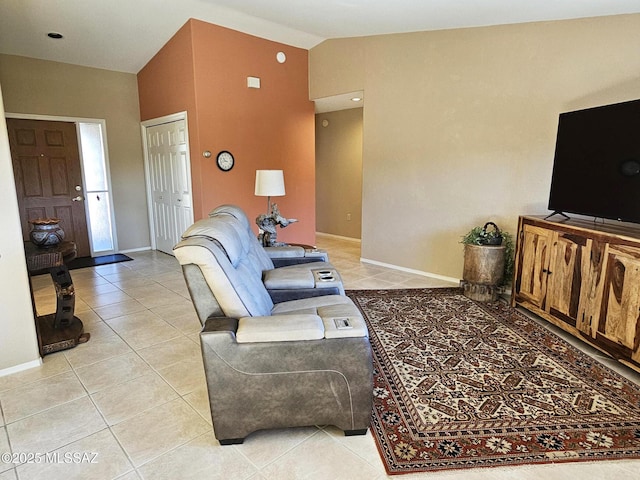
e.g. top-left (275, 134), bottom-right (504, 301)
top-left (548, 99), bottom-right (640, 224)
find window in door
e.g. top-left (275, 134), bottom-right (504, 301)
top-left (77, 122), bottom-right (117, 255)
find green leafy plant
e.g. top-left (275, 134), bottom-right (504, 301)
top-left (461, 224), bottom-right (515, 285)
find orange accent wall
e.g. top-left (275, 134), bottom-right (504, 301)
top-left (138, 19), bottom-right (316, 244)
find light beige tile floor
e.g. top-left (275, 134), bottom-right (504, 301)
top-left (0, 234), bottom-right (639, 479)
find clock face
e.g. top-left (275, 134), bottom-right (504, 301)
top-left (217, 151), bottom-right (234, 171)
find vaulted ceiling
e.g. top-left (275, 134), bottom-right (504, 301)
top-left (1, 0), bottom-right (639, 74)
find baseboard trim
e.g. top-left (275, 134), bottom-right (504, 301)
top-left (360, 257), bottom-right (460, 285)
top-left (0, 358), bottom-right (42, 378)
top-left (119, 246), bottom-right (152, 254)
top-left (316, 232), bottom-right (361, 243)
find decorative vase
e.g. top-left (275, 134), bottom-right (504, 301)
top-left (29, 218), bottom-right (65, 247)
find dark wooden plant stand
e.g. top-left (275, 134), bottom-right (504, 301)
top-left (24, 241), bottom-right (90, 356)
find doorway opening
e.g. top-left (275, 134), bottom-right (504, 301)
top-left (313, 91), bottom-right (364, 242)
top-left (7, 114), bottom-right (118, 257)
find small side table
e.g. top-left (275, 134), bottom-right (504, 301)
top-left (24, 241), bottom-right (90, 356)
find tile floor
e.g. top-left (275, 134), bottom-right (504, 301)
top-left (0, 234), bottom-right (639, 479)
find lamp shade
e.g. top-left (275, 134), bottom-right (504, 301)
top-left (255, 170), bottom-right (285, 197)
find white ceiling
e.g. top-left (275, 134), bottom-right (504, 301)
top-left (1, 0), bottom-right (639, 111)
top-left (315, 91), bottom-right (364, 114)
top-left (2, 0), bottom-right (639, 74)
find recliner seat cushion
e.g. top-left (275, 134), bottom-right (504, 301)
top-left (264, 263), bottom-right (344, 294)
top-left (270, 295), bottom-right (368, 338)
top-left (262, 268), bottom-right (315, 289)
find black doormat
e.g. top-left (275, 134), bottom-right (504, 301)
top-left (67, 253), bottom-right (133, 270)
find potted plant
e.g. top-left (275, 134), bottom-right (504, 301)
top-left (460, 222), bottom-right (514, 301)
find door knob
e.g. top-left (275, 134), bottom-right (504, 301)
top-left (72, 196), bottom-right (84, 202)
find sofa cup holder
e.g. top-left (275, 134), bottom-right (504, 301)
top-left (315, 270), bottom-right (337, 282)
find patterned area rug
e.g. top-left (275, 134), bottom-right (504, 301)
top-left (346, 288), bottom-right (640, 475)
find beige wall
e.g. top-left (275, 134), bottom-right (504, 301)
top-left (0, 54), bottom-right (149, 251)
top-left (310, 14), bottom-right (640, 280)
top-left (0, 84), bottom-right (40, 372)
top-left (315, 108), bottom-right (363, 238)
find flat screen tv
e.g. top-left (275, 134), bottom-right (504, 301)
top-left (548, 98), bottom-right (640, 224)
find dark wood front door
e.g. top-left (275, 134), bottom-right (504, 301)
top-left (8, 118), bottom-right (91, 257)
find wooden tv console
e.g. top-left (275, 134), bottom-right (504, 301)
top-left (512, 215), bottom-right (640, 372)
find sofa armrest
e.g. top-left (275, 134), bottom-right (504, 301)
top-left (266, 246), bottom-right (329, 266)
top-left (202, 316), bottom-right (239, 336)
top-left (302, 248), bottom-right (329, 262)
top-left (236, 314), bottom-right (324, 343)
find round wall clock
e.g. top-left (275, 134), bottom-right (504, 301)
top-left (216, 151), bottom-right (234, 171)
